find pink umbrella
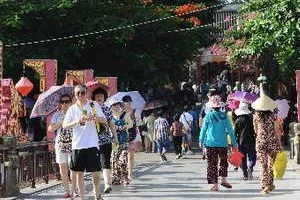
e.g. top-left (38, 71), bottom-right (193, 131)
top-left (30, 85), bottom-right (74, 118)
top-left (230, 91), bottom-right (258, 103)
top-left (275, 99), bottom-right (290, 119)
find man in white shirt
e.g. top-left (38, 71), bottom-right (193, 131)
top-left (63, 84), bottom-right (107, 200)
top-left (179, 105), bottom-right (194, 154)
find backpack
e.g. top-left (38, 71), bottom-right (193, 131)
top-left (172, 121), bottom-right (184, 136)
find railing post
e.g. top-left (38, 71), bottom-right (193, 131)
top-left (2, 135), bottom-right (19, 196)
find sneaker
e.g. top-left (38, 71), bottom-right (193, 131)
top-left (104, 186), bottom-right (112, 194)
top-left (175, 154), bottom-right (182, 159)
top-left (186, 150), bottom-right (193, 155)
top-left (161, 154), bottom-right (167, 161)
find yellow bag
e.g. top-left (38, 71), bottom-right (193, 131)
top-left (273, 151), bottom-right (288, 180)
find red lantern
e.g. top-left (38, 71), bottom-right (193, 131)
top-left (15, 77), bottom-right (34, 96)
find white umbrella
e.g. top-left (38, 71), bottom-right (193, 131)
top-left (275, 99), bottom-right (290, 119)
top-left (105, 91), bottom-right (146, 116)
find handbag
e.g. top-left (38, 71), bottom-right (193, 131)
top-left (127, 109), bottom-right (138, 142)
top-left (228, 148), bottom-right (244, 167)
top-left (273, 150), bottom-right (287, 179)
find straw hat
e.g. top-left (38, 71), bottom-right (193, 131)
top-left (251, 84), bottom-right (277, 111)
top-left (207, 95), bottom-right (226, 108)
top-left (235, 102), bottom-right (251, 116)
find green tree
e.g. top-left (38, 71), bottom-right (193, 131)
top-left (223, 0), bottom-right (299, 85)
top-left (0, 0), bottom-right (222, 90)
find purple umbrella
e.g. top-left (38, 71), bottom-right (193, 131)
top-left (230, 91), bottom-right (258, 103)
top-left (30, 85), bottom-right (74, 118)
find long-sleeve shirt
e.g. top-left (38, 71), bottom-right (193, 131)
top-left (199, 110), bottom-right (238, 147)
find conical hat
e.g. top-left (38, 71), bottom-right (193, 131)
top-left (251, 84), bottom-right (277, 111)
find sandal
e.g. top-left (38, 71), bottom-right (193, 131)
top-left (221, 182), bottom-right (232, 188)
top-left (261, 187), bottom-right (270, 195)
top-left (210, 185), bottom-right (219, 191)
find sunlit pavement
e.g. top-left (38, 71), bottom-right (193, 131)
top-left (7, 151), bottom-right (300, 200)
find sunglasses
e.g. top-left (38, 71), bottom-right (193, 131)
top-left (76, 91), bottom-right (86, 96)
top-left (60, 100), bottom-right (71, 104)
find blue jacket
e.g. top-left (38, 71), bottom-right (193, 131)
top-left (199, 110), bottom-right (238, 147)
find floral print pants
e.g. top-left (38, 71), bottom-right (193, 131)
top-left (112, 143), bottom-right (129, 185)
top-left (206, 147), bottom-right (228, 184)
top-left (257, 145), bottom-right (279, 188)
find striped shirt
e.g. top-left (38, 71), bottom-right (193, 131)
top-left (154, 117), bottom-right (169, 140)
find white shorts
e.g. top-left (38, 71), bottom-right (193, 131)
top-left (55, 151), bottom-right (71, 164)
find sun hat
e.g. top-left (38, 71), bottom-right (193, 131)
top-left (207, 95), bottom-right (226, 108)
top-left (228, 99), bottom-right (240, 110)
top-left (108, 97), bottom-right (123, 107)
top-left (235, 102), bottom-right (251, 116)
top-left (251, 84), bottom-right (277, 111)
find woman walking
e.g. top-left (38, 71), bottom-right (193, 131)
top-left (48, 94), bottom-right (77, 198)
top-left (142, 110), bottom-right (155, 153)
top-left (199, 95), bottom-right (238, 191)
top-left (110, 99), bottom-right (130, 185)
top-left (122, 95), bottom-right (142, 181)
top-left (170, 114), bottom-right (184, 159)
top-left (252, 87), bottom-right (282, 195)
top-left (91, 88), bottom-right (117, 193)
top-left (234, 102), bottom-right (257, 180)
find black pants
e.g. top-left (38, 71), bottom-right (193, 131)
top-left (70, 147), bottom-right (101, 172)
top-left (99, 143), bottom-right (112, 169)
top-left (173, 136), bottom-right (183, 155)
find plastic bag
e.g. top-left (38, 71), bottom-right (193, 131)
top-left (273, 151), bottom-right (287, 180)
top-left (228, 148), bottom-right (244, 167)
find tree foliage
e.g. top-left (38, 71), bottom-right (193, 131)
top-left (0, 0), bottom-right (221, 90)
top-left (223, 0), bottom-right (299, 81)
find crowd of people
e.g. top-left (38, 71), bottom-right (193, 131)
top-left (47, 77), bottom-right (290, 199)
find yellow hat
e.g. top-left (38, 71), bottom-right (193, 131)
top-left (251, 84), bottom-right (277, 111)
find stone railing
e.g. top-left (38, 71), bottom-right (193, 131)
top-left (289, 122), bottom-right (300, 164)
top-left (0, 137), bottom-right (58, 197)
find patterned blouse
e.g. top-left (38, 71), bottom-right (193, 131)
top-left (98, 105), bottom-right (114, 145)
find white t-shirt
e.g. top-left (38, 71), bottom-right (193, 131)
top-left (63, 101), bottom-right (105, 150)
top-left (179, 112), bottom-right (193, 132)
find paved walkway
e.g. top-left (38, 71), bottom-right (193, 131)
top-left (7, 152), bottom-right (300, 200)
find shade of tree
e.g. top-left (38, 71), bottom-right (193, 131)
top-left (222, 0), bottom-right (299, 86)
top-left (0, 0), bottom-right (223, 91)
